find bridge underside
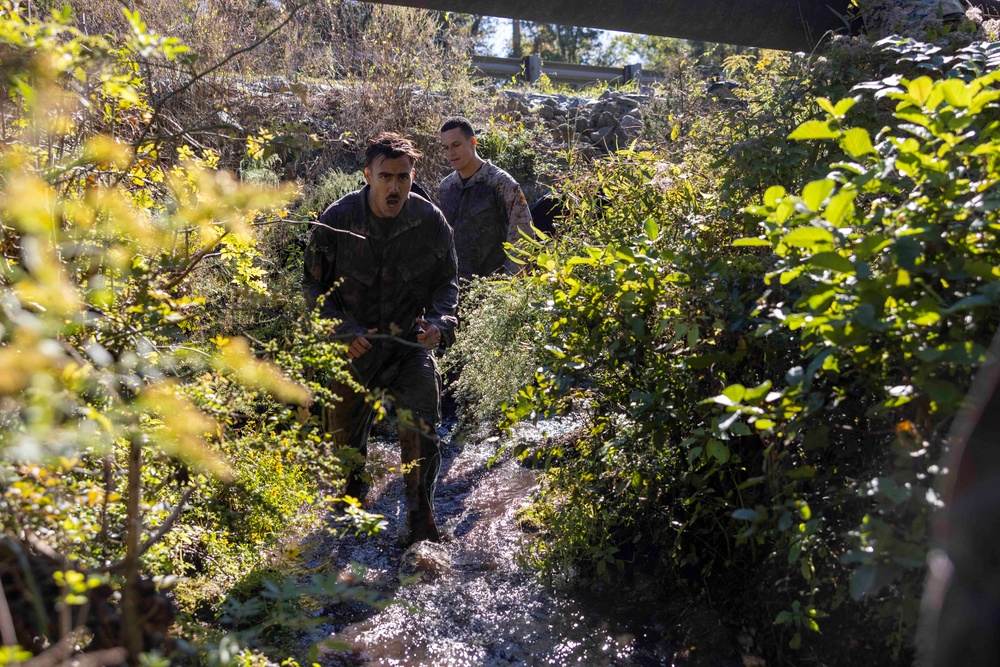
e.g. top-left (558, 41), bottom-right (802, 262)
top-left (376, 0), bottom-right (854, 52)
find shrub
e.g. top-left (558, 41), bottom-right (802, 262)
top-left (501, 37), bottom-right (1000, 665)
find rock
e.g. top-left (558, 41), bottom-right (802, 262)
top-left (616, 96), bottom-right (640, 110)
top-left (590, 126), bottom-right (613, 145)
top-left (597, 111), bottom-right (618, 129)
top-left (538, 105), bottom-right (556, 120)
top-left (399, 541), bottom-right (452, 581)
top-left (621, 114), bottom-right (643, 130)
top-left (575, 116), bottom-right (590, 133)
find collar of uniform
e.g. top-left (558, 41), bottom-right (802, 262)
top-left (354, 185), bottom-right (423, 240)
top-left (456, 160), bottom-right (493, 190)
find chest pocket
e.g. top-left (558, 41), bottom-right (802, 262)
top-left (467, 195), bottom-right (504, 240)
top-left (336, 240), bottom-right (377, 311)
top-left (399, 251), bottom-right (439, 299)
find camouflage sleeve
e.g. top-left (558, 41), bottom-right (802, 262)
top-left (303, 208), bottom-right (364, 338)
top-left (424, 211), bottom-right (459, 348)
top-left (498, 174), bottom-right (533, 275)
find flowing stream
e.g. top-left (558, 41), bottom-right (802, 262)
top-left (298, 417), bottom-right (735, 667)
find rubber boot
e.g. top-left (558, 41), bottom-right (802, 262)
top-left (398, 426), bottom-right (441, 545)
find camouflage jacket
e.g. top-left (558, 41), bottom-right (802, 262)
top-left (438, 161), bottom-right (533, 281)
top-left (303, 187), bottom-right (459, 348)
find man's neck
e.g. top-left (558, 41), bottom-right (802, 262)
top-left (458, 156), bottom-right (485, 181)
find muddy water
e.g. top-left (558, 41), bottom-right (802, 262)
top-left (302, 417), bottom-right (682, 667)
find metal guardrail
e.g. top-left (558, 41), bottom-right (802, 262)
top-left (471, 54), bottom-right (663, 86)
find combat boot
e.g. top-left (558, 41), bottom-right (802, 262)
top-left (398, 427), bottom-right (441, 545)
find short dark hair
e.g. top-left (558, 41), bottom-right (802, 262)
top-left (364, 132), bottom-right (422, 167)
top-left (440, 116), bottom-right (475, 139)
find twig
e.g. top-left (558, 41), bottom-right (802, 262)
top-left (0, 578), bottom-right (17, 647)
top-left (102, 487), bottom-right (195, 573)
top-left (131, 0), bottom-right (319, 153)
top-left (22, 635), bottom-right (74, 667)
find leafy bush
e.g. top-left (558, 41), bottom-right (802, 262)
top-left (0, 6), bottom-right (370, 661)
top-left (502, 37), bottom-right (1000, 664)
top-left (442, 276), bottom-right (549, 430)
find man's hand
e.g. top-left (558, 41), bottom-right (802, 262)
top-left (416, 318), bottom-right (441, 349)
top-left (348, 328), bottom-right (378, 360)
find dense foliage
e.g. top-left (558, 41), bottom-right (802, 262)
top-left (3, 0), bottom-right (997, 665)
top-left (0, 4), bottom-right (383, 664)
top-left (458, 34), bottom-right (1000, 665)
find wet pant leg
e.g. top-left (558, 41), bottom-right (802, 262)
top-left (323, 372), bottom-right (377, 497)
top-left (385, 349), bottom-right (442, 542)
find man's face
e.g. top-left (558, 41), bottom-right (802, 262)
top-left (440, 128), bottom-right (477, 175)
top-left (364, 155), bottom-right (414, 219)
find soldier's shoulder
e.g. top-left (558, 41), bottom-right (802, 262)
top-left (320, 189), bottom-right (363, 222)
top-left (485, 162), bottom-right (522, 189)
top-left (440, 171), bottom-right (461, 190)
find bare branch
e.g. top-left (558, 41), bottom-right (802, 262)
top-left (102, 487), bottom-right (195, 573)
top-left (133, 0), bottom-right (319, 152)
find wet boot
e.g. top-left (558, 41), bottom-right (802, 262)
top-left (398, 427), bottom-right (441, 545)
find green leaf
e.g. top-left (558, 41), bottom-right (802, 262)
top-left (707, 439), bottom-right (730, 464)
top-left (733, 237), bottom-right (771, 247)
top-left (840, 127), bottom-right (874, 158)
top-left (789, 120), bottom-right (840, 141)
top-left (803, 179), bottom-right (835, 212)
top-left (743, 380), bottom-right (772, 403)
top-left (782, 226), bottom-right (834, 250)
top-left (643, 217), bottom-right (660, 240)
top-left (808, 251), bottom-right (854, 273)
top-left (815, 97), bottom-right (836, 115)
top-left (824, 190), bottom-right (856, 225)
top-left (939, 79), bottom-right (972, 108)
top-left (833, 97), bottom-right (857, 117)
top-left (907, 76), bottom-right (934, 106)
top-left (732, 508), bottom-right (760, 521)
top-left (722, 384), bottom-right (747, 403)
top-left (764, 185), bottom-right (786, 207)
top-left (731, 422), bottom-right (752, 436)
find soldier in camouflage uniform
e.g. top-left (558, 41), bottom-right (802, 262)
top-left (303, 132), bottom-right (459, 545)
top-left (438, 116), bottom-right (533, 281)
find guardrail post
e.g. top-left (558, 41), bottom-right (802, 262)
top-left (522, 54), bottom-right (541, 83)
top-left (623, 63), bottom-right (642, 83)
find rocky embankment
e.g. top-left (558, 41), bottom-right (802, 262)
top-left (500, 88), bottom-right (648, 157)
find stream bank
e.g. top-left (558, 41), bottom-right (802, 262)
top-left (290, 416), bottom-right (744, 667)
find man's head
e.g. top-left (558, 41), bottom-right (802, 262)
top-left (363, 132), bottom-right (421, 219)
top-left (440, 116), bottom-right (480, 178)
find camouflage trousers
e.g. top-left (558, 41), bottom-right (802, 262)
top-left (323, 346), bottom-right (442, 541)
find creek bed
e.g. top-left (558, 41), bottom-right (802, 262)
top-left (300, 416), bottom-right (728, 667)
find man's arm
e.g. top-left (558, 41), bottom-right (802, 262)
top-left (498, 175), bottom-right (533, 275)
top-left (422, 215), bottom-right (459, 347)
top-left (302, 210), bottom-right (366, 339)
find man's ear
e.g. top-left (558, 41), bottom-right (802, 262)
top-left (363, 167), bottom-right (371, 184)
top-left (470, 136), bottom-right (477, 148)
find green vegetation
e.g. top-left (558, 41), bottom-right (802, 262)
top-left (471, 33), bottom-right (1000, 666)
top-left (2, 1), bottom-right (997, 665)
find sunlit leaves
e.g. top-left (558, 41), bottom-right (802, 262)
top-left (788, 120), bottom-right (840, 141)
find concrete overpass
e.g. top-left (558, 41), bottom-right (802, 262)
top-left (375, 0), bottom-right (998, 52)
